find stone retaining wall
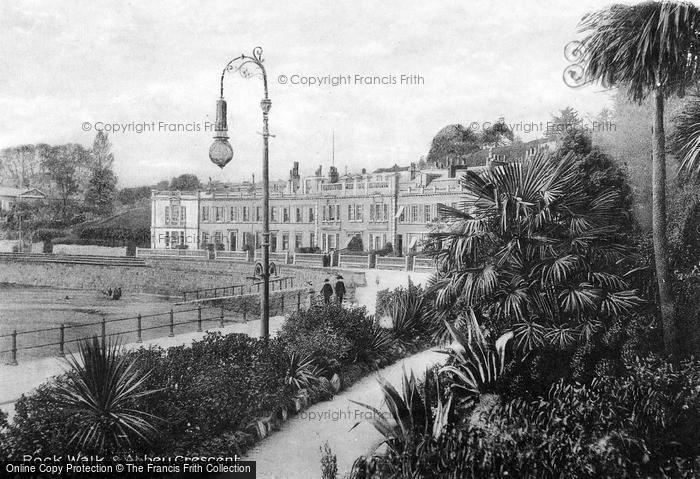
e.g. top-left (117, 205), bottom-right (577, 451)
top-left (0, 256), bottom-right (365, 296)
top-left (53, 244), bottom-right (128, 256)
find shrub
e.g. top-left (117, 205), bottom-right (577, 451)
top-left (279, 302), bottom-right (384, 371)
top-left (375, 281), bottom-right (423, 320)
top-left (352, 356), bottom-right (700, 478)
top-left (32, 228), bottom-right (67, 243)
top-left (127, 333), bottom-right (291, 455)
top-left (320, 441), bottom-right (338, 479)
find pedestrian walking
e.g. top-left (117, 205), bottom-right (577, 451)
top-left (334, 274), bottom-right (346, 304)
top-left (321, 278), bottom-right (333, 305)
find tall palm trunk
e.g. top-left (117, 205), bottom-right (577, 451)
top-left (652, 89), bottom-right (677, 356)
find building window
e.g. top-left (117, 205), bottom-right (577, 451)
top-left (369, 204), bottom-right (375, 222)
top-left (215, 207), bottom-right (224, 222)
top-left (164, 206), bottom-right (170, 225)
top-left (410, 205), bottom-right (419, 223)
top-left (172, 207), bottom-right (180, 224)
top-left (230, 207), bottom-right (238, 222)
top-left (180, 206), bottom-right (186, 224)
top-left (283, 207), bottom-right (290, 223)
top-left (164, 231), bottom-right (170, 248)
top-left (308, 207), bottom-right (315, 222)
top-left (242, 206), bottom-right (249, 222)
top-left (383, 204), bottom-right (388, 222)
top-left (295, 232), bottom-right (302, 250)
top-left (348, 204), bottom-right (363, 222)
top-left (324, 204), bottom-right (340, 221)
top-left (295, 207), bottom-right (302, 223)
top-left (271, 207), bottom-right (278, 222)
top-left (270, 233), bottom-right (277, 252)
top-left (201, 206), bottom-right (210, 222)
top-left (424, 205), bottom-right (431, 223)
top-left (256, 206), bottom-right (262, 222)
top-left (310, 232), bottom-right (316, 248)
top-left (282, 233), bottom-right (289, 251)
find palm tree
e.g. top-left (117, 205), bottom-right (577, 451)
top-left (430, 152), bottom-right (641, 352)
top-left (578, 1), bottom-right (700, 356)
top-left (671, 96), bottom-right (700, 175)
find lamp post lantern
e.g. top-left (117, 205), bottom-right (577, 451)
top-left (209, 46), bottom-right (271, 339)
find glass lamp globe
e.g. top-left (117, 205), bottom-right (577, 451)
top-left (209, 97), bottom-right (233, 168)
top-left (209, 138), bottom-right (233, 168)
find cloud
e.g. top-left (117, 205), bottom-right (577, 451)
top-left (0, 0), bottom-right (616, 186)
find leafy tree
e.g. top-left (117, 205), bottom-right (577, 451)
top-left (546, 106), bottom-right (582, 140)
top-left (426, 125), bottom-right (481, 167)
top-left (480, 119), bottom-right (514, 148)
top-left (579, 1), bottom-right (700, 356)
top-left (154, 180), bottom-right (170, 190)
top-left (117, 186), bottom-right (152, 205)
top-left (555, 128), bottom-right (632, 216)
top-left (90, 131), bottom-right (114, 170)
top-left (41, 144), bottom-right (87, 219)
top-left (84, 166), bottom-right (117, 217)
top-left (430, 152), bottom-right (641, 353)
top-left (170, 174), bottom-right (201, 191)
top-left (0, 145), bottom-right (40, 188)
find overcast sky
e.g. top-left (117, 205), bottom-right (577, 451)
top-left (0, 0), bottom-right (630, 187)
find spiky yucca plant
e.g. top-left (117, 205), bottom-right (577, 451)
top-left (388, 288), bottom-right (426, 344)
top-left (285, 352), bottom-right (326, 392)
top-left (350, 368), bottom-right (451, 457)
top-left (56, 336), bottom-right (159, 453)
top-left (431, 152), bottom-right (641, 352)
top-left (439, 310), bottom-right (513, 402)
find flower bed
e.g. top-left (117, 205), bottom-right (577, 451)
top-left (0, 299), bottom-right (429, 461)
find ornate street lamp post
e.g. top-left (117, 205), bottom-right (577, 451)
top-left (209, 47), bottom-right (271, 339)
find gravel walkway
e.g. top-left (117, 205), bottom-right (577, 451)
top-left (236, 348), bottom-right (445, 479)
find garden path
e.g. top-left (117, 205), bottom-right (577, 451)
top-left (237, 348), bottom-right (445, 479)
top-left (230, 269), bottom-right (439, 479)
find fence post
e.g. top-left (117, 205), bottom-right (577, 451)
top-left (281, 293), bottom-right (285, 313)
top-left (197, 306), bottom-right (202, 332)
top-left (9, 330), bottom-right (18, 365)
top-left (137, 314), bottom-right (142, 343)
top-left (169, 309), bottom-right (174, 337)
top-left (183, 292), bottom-right (187, 302)
top-left (297, 290), bottom-right (301, 310)
top-left (220, 305), bottom-right (225, 328)
top-left (101, 317), bottom-right (106, 346)
top-left (243, 301), bottom-right (247, 322)
top-left (59, 324), bottom-right (65, 356)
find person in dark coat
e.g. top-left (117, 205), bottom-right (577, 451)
top-left (321, 278), bottom-right (334, 305)
top-left (334, 275), bottom-right (346, 304)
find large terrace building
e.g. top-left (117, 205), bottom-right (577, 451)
top-left (150, 138), bottom-right (554, 255)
